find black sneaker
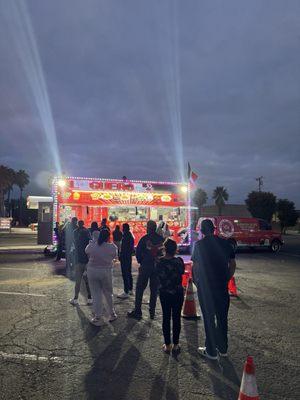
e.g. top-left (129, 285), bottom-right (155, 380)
top-left (127, 310), bottom-right (142, 320)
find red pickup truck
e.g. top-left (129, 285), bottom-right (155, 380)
top-left (196, 216), bottom-right (283, 252)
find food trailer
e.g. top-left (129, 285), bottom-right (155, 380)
top-left (52, 176), bottom-right (191, 247)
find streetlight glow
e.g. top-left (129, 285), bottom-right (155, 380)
top-left (57, 179), bottom-right (66, 188)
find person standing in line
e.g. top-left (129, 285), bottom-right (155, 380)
top-left (69, 220), bottom-right (92, 305)
top-left (127, 220), bottom-right (164, 320)
top-left (117, 223), bottom-right (134, 299)
top-left (64, 217), bottom-right (78, 278)
top-left (100, 218), bottom-right (110, 231)
top-left (89, 221), bottom-right (100, 238)
top-left (163, 223), bottom-right (171, 239)
top-left (192, 219), bottom-right (236, 360)
top-left (85, 229), bottom-right (118, 326)
top-left (54, 222), bottom-right (63, 261)
top-left (156, 239), bottom-right (185, 353)
top-left (112, 225), bottom-right (123, 256)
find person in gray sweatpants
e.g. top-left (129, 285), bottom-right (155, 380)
top-left (85, 229), bottom-right (118, 326)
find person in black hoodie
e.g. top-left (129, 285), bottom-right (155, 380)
top-left (69, 220), bottom-right (92, 305)
top-left (156, 239), bottom-right (185, 353)
top-left (127, 220), bottom-right (164, 319)
top-left (117, 223), bottom-right (134, 299)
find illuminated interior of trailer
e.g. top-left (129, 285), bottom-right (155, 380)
top-left (53, 177), bottom-right (190, 245)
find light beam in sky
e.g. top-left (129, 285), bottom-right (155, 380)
top-left (3, 0), bottom-right (61, 175)
top-left (160, 0), bottom-right (185, 182)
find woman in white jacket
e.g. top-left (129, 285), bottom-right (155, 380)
top-left (85, 229), bottom-right (117, 326)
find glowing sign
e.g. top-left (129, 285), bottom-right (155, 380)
top-left (161, 195), bottom-right (172, 202)
top-left (73, 192), bottom-right (80, 200)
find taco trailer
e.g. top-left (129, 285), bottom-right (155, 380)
top-left (52, 176), bottom-right (191, 247)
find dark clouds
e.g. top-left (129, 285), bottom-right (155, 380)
top-left (0, 0), bottom-right (299, 206)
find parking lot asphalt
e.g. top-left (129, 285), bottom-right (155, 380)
top-left (0, 234), bottom-right (299, 399)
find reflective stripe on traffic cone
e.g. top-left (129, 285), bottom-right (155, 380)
top-left (181, 278), bottom-right (200, 319)
top-left (228, 276), bottom-right (238, 297)
top-left (238, 356), bottom-right (260, 400)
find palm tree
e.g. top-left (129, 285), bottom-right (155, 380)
top-left (15, 169), bottom-right (30, 225)
top-left (212, 186), bottom-right (229, 216)
top-left (193, 188), bottom-right (208, 219)
top-left (5, 168), bottom-right (16, 217)
top-left (0, 165), bottom-right (12, 217)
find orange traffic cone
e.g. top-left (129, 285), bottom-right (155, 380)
top-left (228, 276), bottom-right (238, 297)
top-left (238, 356), bottom-right (260, 400)
top-left (181, 278), bottom-right (200, 319)
top-left (181, 270), bottom-right (191, 289)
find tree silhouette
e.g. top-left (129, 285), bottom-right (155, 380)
top-left (212, 186), bottom-right (229, 216)
top-left (5, 168), bottom-right (16, 216)
top-left (245, 191), bottom-right (276, 222)
top-left (277, 199), bottom-right (298, 233)
top-left (193, 188), bottom-right (208, 219)
top-left (15, 169), bottom-right (30, 225)
top-left (0, 165), bottom-right (13, 217)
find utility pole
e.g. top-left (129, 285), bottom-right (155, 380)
top-left (255, 176), bottom-right (263, 192)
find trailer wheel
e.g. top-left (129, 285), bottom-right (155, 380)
top-left (228, 239), bottom-right (237, 252)
top-left (270, 240), bottom-right (281, 253)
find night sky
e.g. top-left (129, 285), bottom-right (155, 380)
top-left (0, 1), bottom-right (299, 206)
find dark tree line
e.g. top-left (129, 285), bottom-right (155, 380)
top-left (0, 165), bottom-right (30, 224)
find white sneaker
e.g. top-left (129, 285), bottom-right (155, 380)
top-left (198, 347), bottom-right (218, 360)
top-left (87, 298), bottom-right (93, 305)
top-left (90, 316), bottom-right (103, 326)
top-left (69, 298), bottom-right (78, 306)
top-left (117, 292), bottom-right (129, 299)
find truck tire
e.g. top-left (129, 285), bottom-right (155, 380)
top-left (228, 239), bottom-right (237, 252)
top-left (270, 239), bottom-right (281, 253)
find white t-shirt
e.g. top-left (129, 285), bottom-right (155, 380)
top-left (85, 242), bottom-right (117, 269)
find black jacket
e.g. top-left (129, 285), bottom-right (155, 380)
top-left (74, 227), bottom-right (90, 264)
top-left (120, 232), bottom-right (134, 259)
top-left (136, 232), bottom-right (164, 268)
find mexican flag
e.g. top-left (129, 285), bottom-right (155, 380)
top-left (187, 162), bottom-right (198, 188)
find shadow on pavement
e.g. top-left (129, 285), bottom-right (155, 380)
top-left (182, 319), bottom-right (201, 379)
top-left (220, 358), bottom-right (240, 387)
top-left (207, 359), bottom-right (240, 400)
top-left (230, 297), bottom-right (252, 310)
top-left (75, 307), bottom-right (180, 400)
top-left (149, 356), bottom-right (171, 400)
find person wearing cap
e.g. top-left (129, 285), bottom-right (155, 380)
top-left (127, 220), bottom-right (164, 320)
top-left (191, 218), bottom-right (236, 360)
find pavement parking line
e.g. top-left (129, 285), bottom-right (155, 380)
top-left (0, 351), bottom-right (63, 364)
top-left (0, 291), bottom-right (46, 297)
top-left (0, 268), bottom-right (34, 271)
top-left (281, 252), bottom-right (300, 258)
